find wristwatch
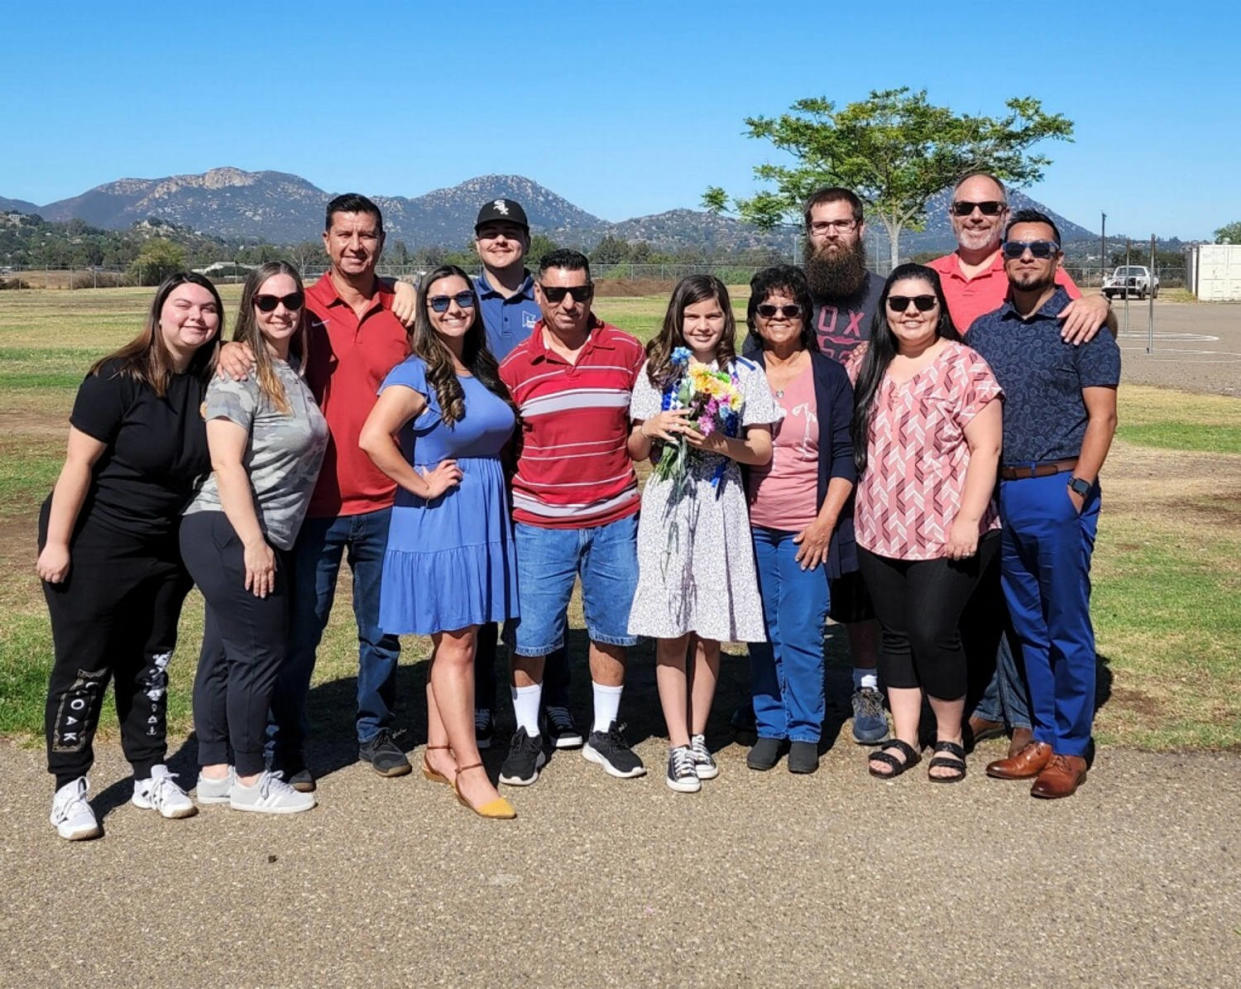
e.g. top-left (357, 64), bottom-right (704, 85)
top-left (1068, 476), bottom-right (1091, 497)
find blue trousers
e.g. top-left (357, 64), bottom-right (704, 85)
top-left (997, 473), bottom-right (1100, 758)
top-left (269, 507), bottom-right (401, 756)
top-left (749, 526), bottom-right (829, 744)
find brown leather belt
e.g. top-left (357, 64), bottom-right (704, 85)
top-left (999, 458), bottom-right (1078, 481)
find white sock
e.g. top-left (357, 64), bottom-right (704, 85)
top-left (512, 684), bottom-right (542, 737)
top-left (592, 682), bottom-right (623, 733)
top-left (855, 669), bottom-right (879, 692)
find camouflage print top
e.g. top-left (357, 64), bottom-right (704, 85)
top-left (184, 359), bottom-right (329, 550)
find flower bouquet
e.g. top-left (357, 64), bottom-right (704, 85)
top-left (653, 347), bottom-right (745, 500)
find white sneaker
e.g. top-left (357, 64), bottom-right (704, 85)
top-left (230, 770), bottom-right (316, 815)
top-left (50, 777), bottom-right (102, 840)
top-left (132, 764), bottom-right (198, 819)
top-left (195, 767), bottom-right (235, 805)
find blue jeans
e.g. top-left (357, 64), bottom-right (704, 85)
top-left (269, 507), bottom-right (400, 755)
top-left (511, 516), bottom-right (638, 657)
top-left (973, 634), bottom-right (1032, 730)
top-left (998, 473), bottom-right (1101, 758)
top-left (749, 526), bottom-right (830, 743)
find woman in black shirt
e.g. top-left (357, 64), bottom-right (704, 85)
top-left (37, 272), bottom-right (222, 840)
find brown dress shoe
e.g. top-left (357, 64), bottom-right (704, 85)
top-left (967, 716), bottom-right (1006, 745)
top-left (1007, 726), bottom-right (1034, 758)
top-left (985, 741), bottom-right (1053, 779)
top-left (1030, 754), bottom-right (1088, 799)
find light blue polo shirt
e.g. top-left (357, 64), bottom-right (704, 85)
top-left (474, 270), bottom-right (540, 360)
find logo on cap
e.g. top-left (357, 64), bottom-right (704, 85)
top-left (493, 200), bottom-right (509, 215)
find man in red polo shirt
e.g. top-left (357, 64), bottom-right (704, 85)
top-left (496, 249), bottom-right (648, 786)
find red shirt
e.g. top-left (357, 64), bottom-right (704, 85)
top-left (304, 274), bottom-right (410, 518)
top-left (499, 317), bottom-right (644, 529)
top-left (928, 250), bottom-right (1080, 333)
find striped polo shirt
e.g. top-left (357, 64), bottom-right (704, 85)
top-left (499, 316), bottom-right (645, 529)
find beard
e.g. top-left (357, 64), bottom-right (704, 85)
top-left (803, 237), bottom-right (868, 300)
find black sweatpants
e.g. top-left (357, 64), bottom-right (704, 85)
top-left (857, 531), bottom-right (1000, 700)
top-left (180, 512), bottom-right (289, 776)
top-left (40, 502), bottom-right (190, 790)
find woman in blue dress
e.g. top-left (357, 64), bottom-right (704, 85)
top-left (360, 265), bottom-right (519, 820)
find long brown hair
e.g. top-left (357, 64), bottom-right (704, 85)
top-left (645, 274), bottom-right (737, 388)
top-left (234, 261), bottom-right (309, 414)
top-left (412, 265), bottom-right (512, 424)
top-left (89, 272), bottom-right (222, 395)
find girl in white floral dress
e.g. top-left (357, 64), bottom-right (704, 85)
top-left (627, 275), bottom-right (778, 793)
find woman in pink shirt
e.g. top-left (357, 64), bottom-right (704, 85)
top-left (848, 264), bottom-right (1002, 783)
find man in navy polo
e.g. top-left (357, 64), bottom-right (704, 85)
top-left (966, 209), bottom-right (1120, 799)
top-left (469, 199), bottom-right (578, 752)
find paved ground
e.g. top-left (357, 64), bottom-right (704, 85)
top-left (1115, 301), bottom-right (1241, 396)
top-left (3, 733), bottom-right (1240, 987)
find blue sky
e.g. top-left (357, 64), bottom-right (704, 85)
top-left (2, 0), bottom-right (1236, 240)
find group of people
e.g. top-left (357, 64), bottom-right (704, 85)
top-left (37, 176), bottom-right (1119, 839)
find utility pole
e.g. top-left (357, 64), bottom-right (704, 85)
top-left (1100, 212), bottom-right (1107, 289)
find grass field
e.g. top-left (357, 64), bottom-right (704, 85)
top-left (1, 286), bottom-right (1238, 750)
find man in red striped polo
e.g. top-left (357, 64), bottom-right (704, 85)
top-left (497, 249), bottom-right (647, 785)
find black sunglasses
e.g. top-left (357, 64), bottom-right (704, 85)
top-left (428, 291), bottom-right (477, 313)
top-left (756, 303), bottom-right (803, 319)
top-left (887, 295), bottom-right (938, 313)
top-left (254, 292), bottom-right (304, 312)
top-left (539, 283), bottom-right (593, 304)
top-left (1001, 240), bottom-right (1061, 260)
top-left (951, 200), bottom-right (1006, 217)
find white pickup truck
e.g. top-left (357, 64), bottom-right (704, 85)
top-left (1102, 265), bottom-right (1159, 300)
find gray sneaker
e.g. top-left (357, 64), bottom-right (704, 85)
top-left (195, 767), bottom-right (235, 805)
top-left (230, 770), bottom-right (316, 815)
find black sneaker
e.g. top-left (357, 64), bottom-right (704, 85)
top-left (665, 746), bottom-right (701, 793)
top-left (543, 705), bottom-right (584, 749)
top-left (475, 709), bottom-right (494, 751)
top-left (273, 752), bottom-right (316, 793)
top-left (358, 729), bottom-right (412, 777)
top-left (499, 727), bottom-right (546, 786)
top-left (582, 721), bottom-right (646, 779)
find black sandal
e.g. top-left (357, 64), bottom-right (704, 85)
top-left (927, 740), bottom-right (967, 784)
top-left (867, 739), bottom-right (921, 779)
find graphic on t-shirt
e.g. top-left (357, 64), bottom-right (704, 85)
top-left (789, 402), bottom-right (818, 458)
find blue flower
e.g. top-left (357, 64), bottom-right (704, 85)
top-left (670, 346), bottom-right (691, 367)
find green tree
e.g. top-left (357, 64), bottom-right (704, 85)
top-left (527, 233), bottom-right (561, 266)
top-left (129, 237), bottom-right (186, 285)
top-left (1214, 220), bottom-right (1241, 244)
top-left (704, 88), bottom-right (1073, 269)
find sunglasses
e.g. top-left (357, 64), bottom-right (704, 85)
top-left (950, 200), bottom-right (1006, 217)
top-left (539, 283), bottom-right (593, 304)
top-left (1001, 240), bottom-right (1061, 260)
top-left (254, 292), bottom-right (304, 312)
top-left (756, 303), bottom-right (803, 319)
top-left (428, 291), bottom-right (477, 313)
top-left (887, 295), bottom-right (938, 313)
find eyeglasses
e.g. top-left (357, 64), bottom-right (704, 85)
top-left (887, 295), bottom-right (938, 313)
top-left (428, 291), bottom-right (477, 313)
top-left (809, 219), bottom-right (857, 235)
top-left (1001, 240), bottom-right (1060, 260)
top-left (950, 200), bottom-right (1006, 217)
top-left (254, 292), bottom-right (304, 312)
top-left (539, 284), bottom-right (593, 304)
top-left (756, 303), bottom-right (803, 319)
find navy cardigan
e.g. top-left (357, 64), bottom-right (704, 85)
top-left (747, 349), bottom-right (859, 578)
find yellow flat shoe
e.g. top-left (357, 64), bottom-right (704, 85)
top-left (453, 762), bottom-right (516, 819)
top-left (422, 744), bottom-right (452, 785)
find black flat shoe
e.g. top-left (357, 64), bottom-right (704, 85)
top-left (788, 741), bottom-right (819, 774)
top-left (747, 737), bottom-right (788, 771)
top-left (867, 739), bottom-right (921, 779)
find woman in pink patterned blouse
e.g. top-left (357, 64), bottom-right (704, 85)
top-left (847, 264), bottom-right (1003, 783)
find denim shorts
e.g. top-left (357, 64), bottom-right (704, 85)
top-left (512, 515), bottom-right (638, 656)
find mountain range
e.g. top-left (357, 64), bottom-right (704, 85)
top-left (4, 167), bottom-right (1100, 256)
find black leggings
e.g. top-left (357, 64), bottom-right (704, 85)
top-left (180, 512), bottom-right (289, 776)
top-left (40, 502), bottom-right (190, 789)
top-left (857, 531), bottom-right (1000, 700)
